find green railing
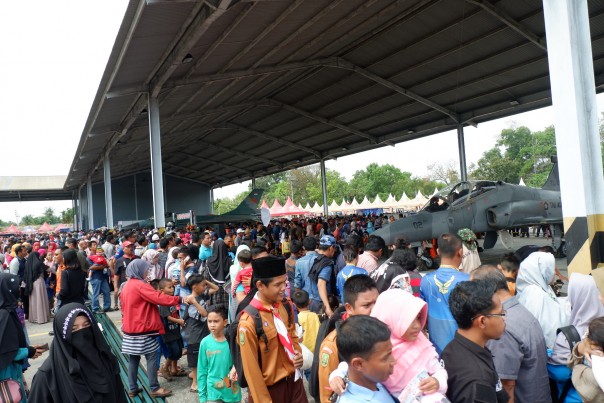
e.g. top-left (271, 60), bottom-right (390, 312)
top-left (94, 311), bottom-right (166, 403)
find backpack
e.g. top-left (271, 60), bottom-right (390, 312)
top-left (549, 325), bottom-right (582, 403)
top-left (309, 305), bottom-right (346, 401)
top-left (227, 298), bottom-right (293, 388)
top-left (309, 255), bottom-right (340, 302)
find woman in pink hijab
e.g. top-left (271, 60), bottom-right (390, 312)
top-left (330, 289), bottom-right (448, 400)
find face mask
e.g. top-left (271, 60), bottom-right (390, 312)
top-left (70, 326), bottom-right (93, 353)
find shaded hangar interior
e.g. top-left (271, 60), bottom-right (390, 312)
top-left (44, 0), bottom-right (604, 225)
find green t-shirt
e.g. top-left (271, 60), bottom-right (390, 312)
top-left (198, 334), bottom-right (242, 403)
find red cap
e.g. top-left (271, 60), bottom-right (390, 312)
top-left (122, 241), bottom-right (134, 248)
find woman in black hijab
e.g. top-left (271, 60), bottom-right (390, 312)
top-left (24, 252), bottom-right (50, 324)
top-left (0, 273), bottom-right (41, 403)
top-left (205, 239), bottom-right (232, 310)
top-left (29, 303), bottom-right (126, 403)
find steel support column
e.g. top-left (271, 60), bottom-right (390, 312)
top-left (252, 176), bottom-right (256, 189)
top-left (103, 156), bottom-right (114, 228)
top-left (87, 177), bottom-right (94, 230)
top-left (72, 192), bottom-right (77, 231)
top-left (320, 160), bottom-right (328, 216)
top-left (210, 188), bottom-right (215, 214)
top-left (457, 124), bottom-right (468, 182)
top-left (148, 95), bottom-right (166, 229)
top-left (543, 0), bottom-right (604, 273)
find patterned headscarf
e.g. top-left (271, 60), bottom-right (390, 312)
top-left (457, 228), bottom-right (477, 251)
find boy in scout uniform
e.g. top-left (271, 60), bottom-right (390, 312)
top-left (238, 256), bottom-right (308, 403)
top-left (317, 275), bottom-right (379, 403)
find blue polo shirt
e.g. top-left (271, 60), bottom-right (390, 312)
top-left (338, 380), bottom-right (396, 402)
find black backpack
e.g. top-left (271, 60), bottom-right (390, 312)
top-left (309, 305), bottom-right (346, 401)
top-left (227, 298), bottom-right (293, 388)
top-left (549, 325), bottom-right (581, 403)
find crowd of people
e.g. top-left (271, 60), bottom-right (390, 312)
top-left (0, 214), bottom-right (601, 403)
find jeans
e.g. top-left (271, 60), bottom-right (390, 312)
top-left (128, 350), bottom-right (160, 392)
top-left (90, 277), bottom-right (111, 311)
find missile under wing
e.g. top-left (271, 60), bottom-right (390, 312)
top-left (373, 164), bottom-right (562, 249)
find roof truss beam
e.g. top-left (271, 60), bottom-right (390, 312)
top-left (335, 59), bottom-right (459, 122)
top-left (213, 122), bottom-right (322, 158)
top-left (267, 100), bottom-right (380, 144)
top-left (107, 58), bottom-right (339, 98)
top-left (466, 0), bottom-right (546, 51)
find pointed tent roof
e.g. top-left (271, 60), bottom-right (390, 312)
top-left (260, 200), bottom-right (269, 209)
top-left (22, 226), bottom-right (36, 233)
top-left (328, 199), bottom-right (340, 212)
top-left (359, 196), bottom-right (372, 209)
top-left (271, 197), bottom-right (309, 217)
top-left (519, 177), bottom-right (526, 186)
top-left (373, 194), bottom-right (385, 208)
top-left (311, 202), bottom-right (323, 214)
top-left (37, 222), bottom-right (54, 233)
top-left (269, 199), bottom-right (283, 215)
top-left (383, 194), bottom-right (398, 208)
top-left (349, 197), bottom-right (360, 209)
top-left (338, 199), bottom-right (352, 212)
top-left (304, 202), bottom-right (312, 211)
top-left (1, 224), bottom-right (20, 234)
top-left (399, 192), bottom-right (409, 203)
top-left (431, 187), bottom-right (440, 197)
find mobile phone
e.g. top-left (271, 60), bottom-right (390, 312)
top-left (184, 256), bottom-right (191, 263)
top-left (38, 343), bottom-right (49, 352)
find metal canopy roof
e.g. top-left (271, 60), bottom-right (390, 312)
top-left (66, 0), bottom-right (604, 191)
top-left (0, 176), bottom-right (71, 202)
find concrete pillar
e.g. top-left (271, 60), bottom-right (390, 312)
top-left (251, 176), bottom-right (256, 189)
top-left (543, 0), bottom-right (604, 273)
top-left (78, 185), bottom-right (84, 230)
top-left (103, 156), bottom-right (114, 228)
top-left (457, 124), bottom-right (467, 182)
top-left (320, 160), bottom-right (328, 216)
top-left (148, 95), bottom-right (166, 229)
top-left (87, 177), bottom-right (94, 230)
top-left (72, 192), bottom-right (77, 231)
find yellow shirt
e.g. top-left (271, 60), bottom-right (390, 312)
top-left (297, 310), bottom-right (320, 352)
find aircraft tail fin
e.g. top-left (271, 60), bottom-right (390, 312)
top-left (542, 159), bottom-right (559, 191)
top-left (230, 189), bottom-right (264, 214)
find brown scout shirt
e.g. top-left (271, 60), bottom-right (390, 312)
top-left (318, 328), bottom-right (340, 403)
top-left (238, 301), bottom-right (301, 403)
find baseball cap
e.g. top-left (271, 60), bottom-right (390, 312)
top-left (122, 241), bottom-right (134, 248)
top-left (236, 228), bottom-right (244, 234)
top-left (151, 234), bottom-right (160, 241)
top-left (319, 235), bottom-right (336, 247)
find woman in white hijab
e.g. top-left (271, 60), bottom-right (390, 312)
top-left (516, 251), bottom-right (570, 349)
top-left (550, 273), bottom-right (604, 364)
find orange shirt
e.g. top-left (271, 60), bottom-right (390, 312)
top-left (55, 264), bottom-right (65, 295)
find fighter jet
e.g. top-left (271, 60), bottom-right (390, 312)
top-left (373, 163), bottom-right (562, 251)
top-left (195, 188), bottom-right (268, 225)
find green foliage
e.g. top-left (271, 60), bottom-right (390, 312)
top-left (471, 125), bottom-right (557, 187)
top-left (213, 191), bottom-right (248, 215)
top-left (17, 207), bottom-right (68, 226)
top-left (210, 163), bottom-right (443, 208)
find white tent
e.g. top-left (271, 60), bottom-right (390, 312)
top-left (398, 192), bottom-right (410, 206)
top-left (431, 187), bottom-right (440, 197)
top-left (359, 196), bottom-right (372, 209)
top-left (311, 202), bottom-right (323, 214)
top-left (304, 202), bottom-right (312, 211)
top-left (349, 197), bottom-right (360, 210)
top-left (519, 177), bottom-right (526, 186)
top-left (383, 193), bottom-right (398, 208)
top-left (328, 199), bottom-right (340, 212)
top-left (409, 190), bottom-right (428, 208)
top-left (338, 199), bottom-right (352, 212)
top-left (373, 194), bottom-right (385, 209)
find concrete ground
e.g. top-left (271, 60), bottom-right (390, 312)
top-left (22, 234), bottom-right (565, 402)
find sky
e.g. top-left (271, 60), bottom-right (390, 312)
top-left (1, 1), bottom-right (603, 223)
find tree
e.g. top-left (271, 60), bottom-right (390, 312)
top-left (59, 208), bottom-right (74, 224)
top-left (470, 125), bottom-right (556, 187)
top-left (427, 160), bottom-right (460, 185)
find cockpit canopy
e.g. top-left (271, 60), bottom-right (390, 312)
top-left (422, 180), bottom-right (498, 212)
